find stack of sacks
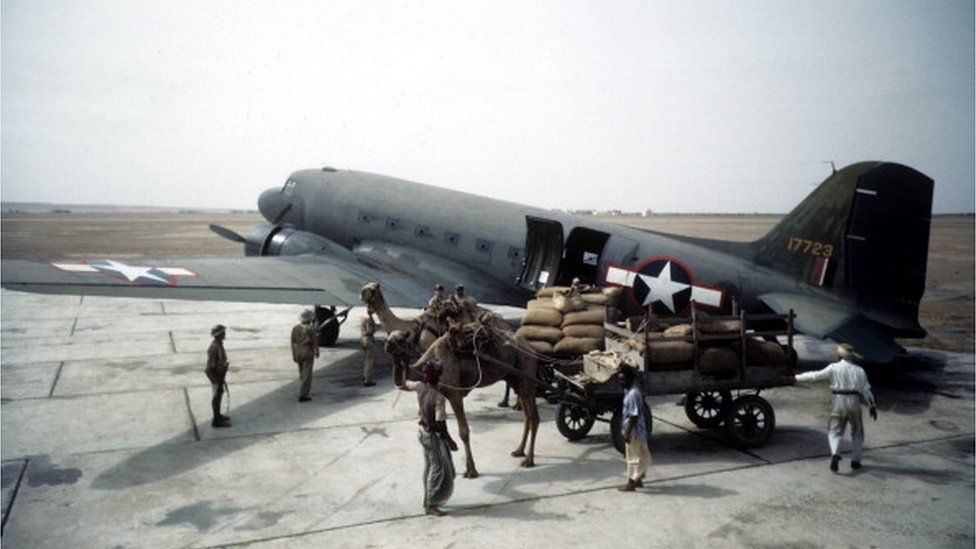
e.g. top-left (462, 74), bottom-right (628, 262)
top-left (516, 286), bottom-right (620, 355)
top-left (730, 338), bottom-right (794, 366)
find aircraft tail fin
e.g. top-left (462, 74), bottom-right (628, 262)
top-left (754, 162), bottom-right (933, 337)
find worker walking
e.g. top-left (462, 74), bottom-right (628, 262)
top-left (291, 309), bottom-right (320, 402)
top-left (361, 309), bottom-right (378, 387)
top-left (617, 364), bottom-right (650, 491)
top-left (206, 324), bottom-right (231, 428)
top-left (794, 343), bottom-right (877, 472)
top-left (395, 359), bottom-right (455, 516)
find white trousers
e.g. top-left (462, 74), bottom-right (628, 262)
top-left (625, 438), bottom-right (651, 481)
top-left (827, 394), bottom-right (865, 461)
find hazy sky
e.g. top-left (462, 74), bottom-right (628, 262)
top-left (2, 1), bottom-right (973, 213)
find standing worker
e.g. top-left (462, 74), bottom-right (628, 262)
top-left (617, 364), bottom-right (650, 492)
top-left (206, 324), bottom-right (231, 428)
top-left (361, 309), bottom-right (378, 387)
top-left (427, 283), bottom-right (446, 311)
top-left (291, 309), bottom-right (319, 402)
top-left (395, 359), bottom-right (455, 516)
top-left (794, 343), bottom-right (877, 472)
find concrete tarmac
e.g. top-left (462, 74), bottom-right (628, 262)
top-left (1, 289), bottom-right (973, 548)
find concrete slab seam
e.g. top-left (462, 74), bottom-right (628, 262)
top-left (69, 317), bottom-right (78, 336)
top-left (48, 361), bottom-right (65, 398)
top-left (183, 387), bottom-right (201, 442)
top-left (169, 332), bottom-right (177, 354)
top-left (1, 459), bottom-right (28, 537)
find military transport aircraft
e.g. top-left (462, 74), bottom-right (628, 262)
top-left (1, 161), bottom-right (932, 363)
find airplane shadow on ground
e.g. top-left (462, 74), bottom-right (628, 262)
top-left (91, 351), bottom-right (535, 491)
top-left (93, 353), bottom-right (401, 490)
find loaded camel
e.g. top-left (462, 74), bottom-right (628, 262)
top-left (389, 316), bottom-right (540, 478)
top-left (360, 281), bottom-right (509, 351)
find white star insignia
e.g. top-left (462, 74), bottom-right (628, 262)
top-left (92, 260), bottom-right (170, 284)
top-left (636, 261), bottom-right (689, 312)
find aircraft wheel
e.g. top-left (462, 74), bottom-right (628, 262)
top-left (315, 306), bottom-right (340, 347)
top-left (724, 395), bottom-right (775, 448)
top-left (555, 402), bottom-right (595, 441)
top-left (610, 401), bottom-right (652, 455)
top-left (684, 390), bottom-right (732, 428)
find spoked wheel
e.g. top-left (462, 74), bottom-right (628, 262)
top-left (684, 390), bottom-right (732, 428)
top-left (724, 394), bottom-right (775, 448)
top-left (555, 402), bottom-right (595, 441)
top-left (610, 401), bottom-right (653, 455)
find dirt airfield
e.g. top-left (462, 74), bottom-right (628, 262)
top-left (2, 211), bottom-right (972, 353)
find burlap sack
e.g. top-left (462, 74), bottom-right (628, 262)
top-left (526, 299), bottom-right (558, 310)
top-left (522, 308), bottom-right (564, 327)
top-left (732, 338), bottom-right (787, 365)
top-left (552, 292), bottom-right (588, 313)
top-left (663, 324), bottom-right (693, 337)
top-left (562, 324), bottom-right (604, 339)
top-left (562, 309), bottom-right (606, 327)
top-left (525, 340), bottom-right (554, 354)
top-left (698, 347), bottom-right (739, 376)
top-left (535, 286), bottom-right (571, 298)
top-left (515, 325), bottom-right (564, 344)
top-left (646, 341), bottom-right (695, 363)
top-left (580, 293), bottom-right (609, 305)
top-left (554, 337), bottom-right (603, 355)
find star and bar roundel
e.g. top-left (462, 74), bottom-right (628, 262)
top-left (50, 260), bottom-right (196, 286)
top-left (604, 256), bottom-right (724, 315)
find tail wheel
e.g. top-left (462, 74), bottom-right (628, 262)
top-left (555, 402), bottom-right (595, 441)
top-left (315, 306), bottom-right (340, 347)
top-left (684, 390), bottom-right (732, 428)
top-left (724, 394), bottom-right (775, 448)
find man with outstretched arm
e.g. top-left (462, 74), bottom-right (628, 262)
top-left (794, 343), bottom-right (877, 472)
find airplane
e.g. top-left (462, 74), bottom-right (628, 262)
top-left (1, 161), bottom-right (933, 363)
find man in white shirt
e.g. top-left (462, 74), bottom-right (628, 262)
top-left (795, 343), bottom-right (878, 472)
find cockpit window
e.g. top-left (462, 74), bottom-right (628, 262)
top-left (283, 180), bottom-right (298, 197)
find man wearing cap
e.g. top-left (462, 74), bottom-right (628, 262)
top-left (360, 309), bottom-right (378, 387)
top-left (291, 309), bottom-right (320, 402)
top-left (794, 343), bottom-right (878, 472)
top-left (206, 325), bottom-right (231, 428)
top-left (450, 284), bottom-right (479, 324)
top-left (427, 284), bottom-right (446, 311)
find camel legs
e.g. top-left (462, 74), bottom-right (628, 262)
top-left (446, 391), bottom-right (478, 479)
top-left (510, 387), bottom-right (540, 468)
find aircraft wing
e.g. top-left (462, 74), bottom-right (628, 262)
top-left (1, 255), bottom-right (432, 308)
top-left (759, 292), bottom-right (904, 363)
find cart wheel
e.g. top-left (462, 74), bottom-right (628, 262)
top-left (724, 395), bottom-right (775, 448)
top-left (609, 401), bottom-right (652, 455)
top-left (684, 390), bottom-right (732, 428)
top-left (555, 402), bottom-right (595, 441)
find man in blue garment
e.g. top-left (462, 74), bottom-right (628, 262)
top-left (617, 364), bottom-right (651, 492)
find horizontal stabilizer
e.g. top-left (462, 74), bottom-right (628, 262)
top-left (758, 292), bottom-right (903, 363)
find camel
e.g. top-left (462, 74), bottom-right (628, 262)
top-left (391, 317), bottom-right (540, 478)
top-left (360, 281), bottom-right (510, 351)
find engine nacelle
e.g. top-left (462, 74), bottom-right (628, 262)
top-left (244, 224), bottom-right (345, 257)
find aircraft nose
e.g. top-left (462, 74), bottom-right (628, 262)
top-left (258, 187), bottom-right (285, 222)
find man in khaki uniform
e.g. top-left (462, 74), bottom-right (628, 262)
top-left (450, 284), bottom-right (479, 324)
top-left (206, 324), bottom-right (231, 428)
top-left (291, 309), bottom-right (319, 402)
top-left (427, 284), bottom-right (446, 311)
top-left (361, 309), bottom-right (378, 387)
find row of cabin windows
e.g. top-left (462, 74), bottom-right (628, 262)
top-left (357, 211), bottom-right (522, 261)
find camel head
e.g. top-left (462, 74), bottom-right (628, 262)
top-left (360, 281), bottom-right (385, 309)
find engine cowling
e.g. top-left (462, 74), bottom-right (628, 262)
top-left (244, 224), bottom-right (345, 257)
